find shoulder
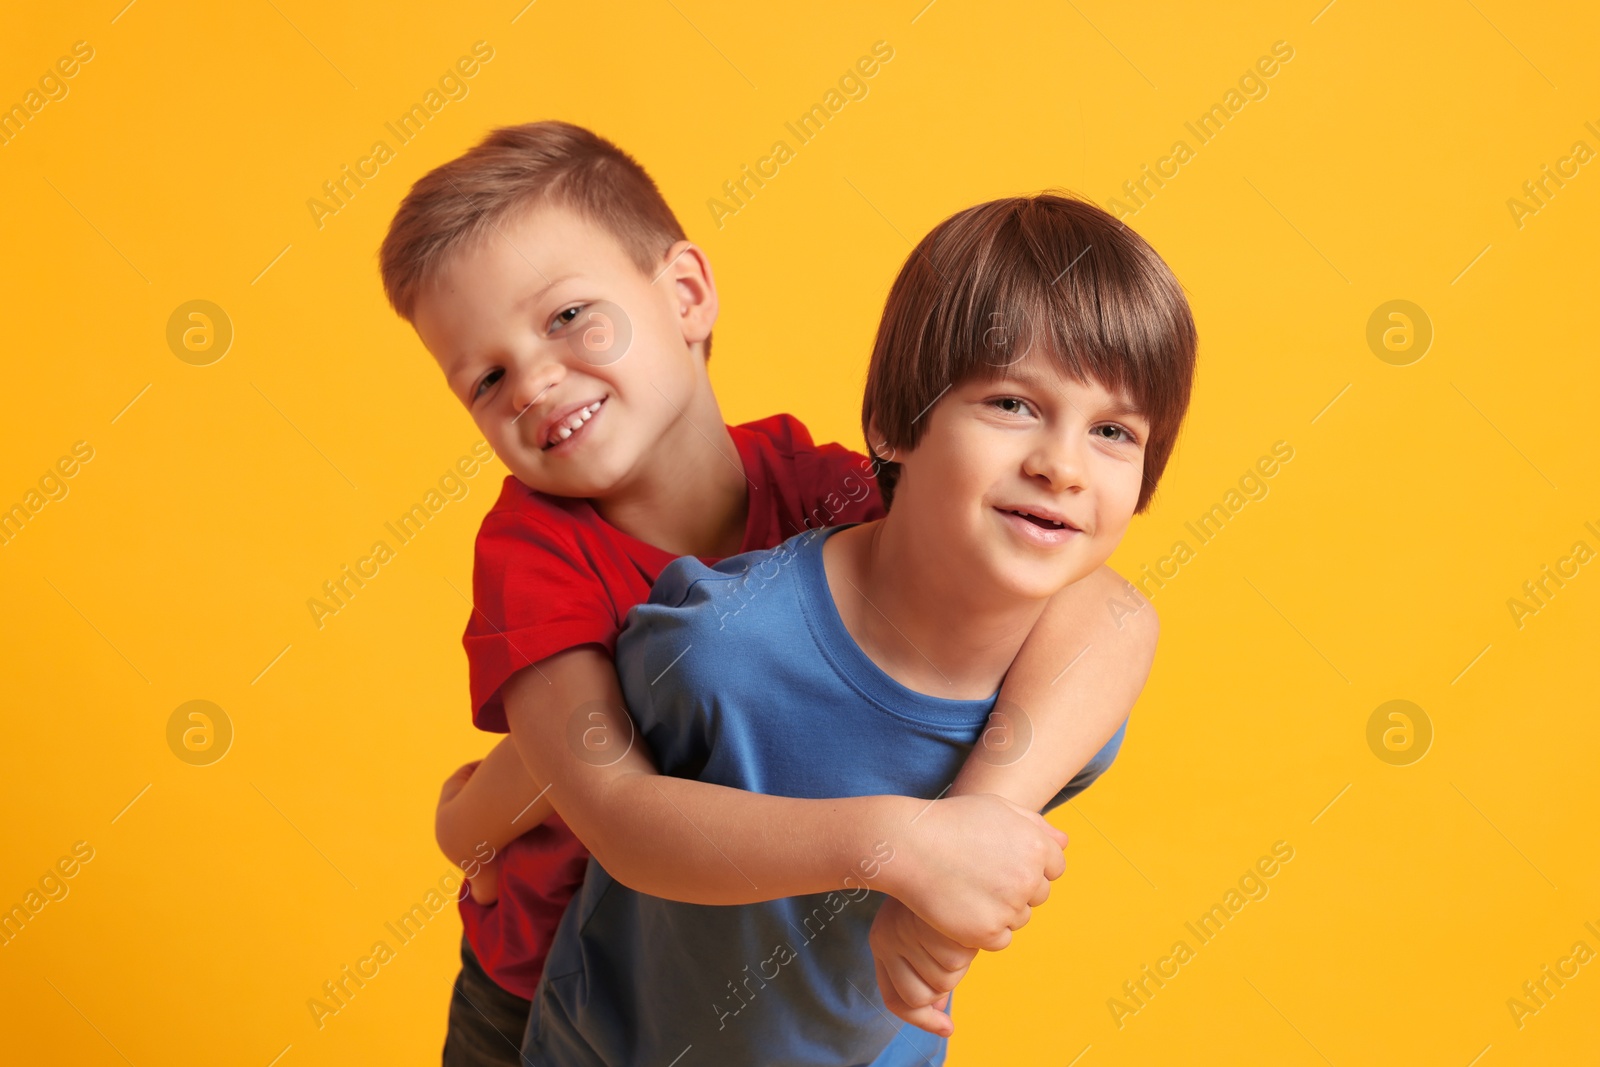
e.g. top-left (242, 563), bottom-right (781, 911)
top-left (737, 413), bottom-right (871, 475)
top-left (655, 533), bottom-right (811, 609)
top-left (475, 476), bottom-right (589, 551)
top-left (477, 475), bottom-right (572, 532)
top-left (618, 535), bottom-right (817, 693)
top-left (627, 532), bottom-right (817, 649)
top-left (469, 476), bottom-right (615, 594)
top-left (736, 413), bottom-right (883, 522)
top-left (734, 412), bottom-right (822, 455)
top-left (1091, 563), bottom-right (1160, 646)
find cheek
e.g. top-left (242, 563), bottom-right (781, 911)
top-left (933, 445), bottom-right (981, 487)
top-left (940, 424), bottom-right (1001, 478)
top-left (630, 287), bottom-right (680, 349)
top-left (476, 402), bottom-right (512, 443)
top-left (615, 312), bottom-right (687, 391)
top-left (915, 442), bottom-right (986, 508)
top-left (1096, 464), bottom-right (1143, 527)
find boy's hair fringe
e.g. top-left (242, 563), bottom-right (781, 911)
top-left (379, 120), bottom-right (707, 355)
top-left (862, 194), bottom-right (1197, 514)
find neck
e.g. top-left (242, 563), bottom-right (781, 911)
top-left (824, 515), bottom-right (1048, 699)
top-left (591, 385), bottom-right (749, 559)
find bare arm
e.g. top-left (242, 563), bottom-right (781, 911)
top-left (435, 735), bottom-right (555, 867)
top-left (499, 644), bottom-right (1067, 951)
top-left (953, 563), bottom-right (1158, 808)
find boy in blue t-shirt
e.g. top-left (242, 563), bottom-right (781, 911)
top-left (523, 193), bottom-right (1199, 1065)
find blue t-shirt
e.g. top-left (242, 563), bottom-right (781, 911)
top-left (525, 523), bottom-right (1127, 1066)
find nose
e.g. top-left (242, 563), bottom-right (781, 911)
top-left (1022, 422), bottom-right (1088, 493)
top-left (508, 354), bottom-right (565, 423)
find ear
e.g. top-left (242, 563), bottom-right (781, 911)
top-left (658, 240), bottom-right (718, 349)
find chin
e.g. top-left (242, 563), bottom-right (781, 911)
top-left (998, 553), bottom-right (1094, 601)
top-left (556, 470), bottom-right (623, 499)
top-left (1006, 575), bottom-right (1070, 602)
top-left (976, 556), bottom-right (1057, 603)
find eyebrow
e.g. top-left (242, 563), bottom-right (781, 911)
top-left (513, 272), bottom-right (579, 313)
top-left (444, 272), bottom-right (581, 389)
top-left (1100, 398), bottom-right (1150, 425)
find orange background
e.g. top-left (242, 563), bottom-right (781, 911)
top-left (1, 1), bottom-right (1596, 1063)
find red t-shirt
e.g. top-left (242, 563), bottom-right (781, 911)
top-left (459, 414), bottom-right (886, 999)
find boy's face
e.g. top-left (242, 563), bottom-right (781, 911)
top-left (411, 201), bottom-right (713, 498)
top-left (886, 353), bottom-right (1149, 602)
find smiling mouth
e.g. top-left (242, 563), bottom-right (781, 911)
top-left (542, 398), bottom-right (606, 450)
top-left (1001, 508), bottom-right (1074, 531)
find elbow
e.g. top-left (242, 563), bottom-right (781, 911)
top-left (433, 798), bottom-right (457, 854)
top-left (434, 799), bottom-right (498, 871)
top-left (582, 834), bottom-right (705, 904)
top-left (583, 836), bottom-right (635, 887)
top-left (598, 855), bottom-right (651, 895)
top-left (434, 808), bottom-right (473, 869)
top-left (588, 846), bottom-right (679, 901)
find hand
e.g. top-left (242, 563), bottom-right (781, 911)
top-left (438, 759), bottom-right (482, 807)
top-left (870, 896), bottom-right (978, 1036)
top-left (883, 793), bottom-right (1067, 951)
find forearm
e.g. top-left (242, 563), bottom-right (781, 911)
top-left (436, 735), bottom-right (555, 865)
top-left (502, 646), bottom-right (925, 907)
top-left (587, 772), bottom-right (917, 904)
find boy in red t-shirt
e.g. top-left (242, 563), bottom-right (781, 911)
top-left (378, 122), bottom-right (1166, 1063)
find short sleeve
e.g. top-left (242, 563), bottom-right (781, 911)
top-left (465, 506), bottom-right (623, 732)
top-left (612, 554), bottom-right (742, 775)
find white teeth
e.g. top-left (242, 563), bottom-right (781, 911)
top-left (1010, 508), bottom-right (1067, 529)
top-left (546, 400), bottom-right (605, 447)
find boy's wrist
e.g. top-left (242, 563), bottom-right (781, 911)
top-left (864, 795), bottom-right (924, 901)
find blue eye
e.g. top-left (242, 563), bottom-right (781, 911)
top-left (473, 368), bottom-right (504, 400)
